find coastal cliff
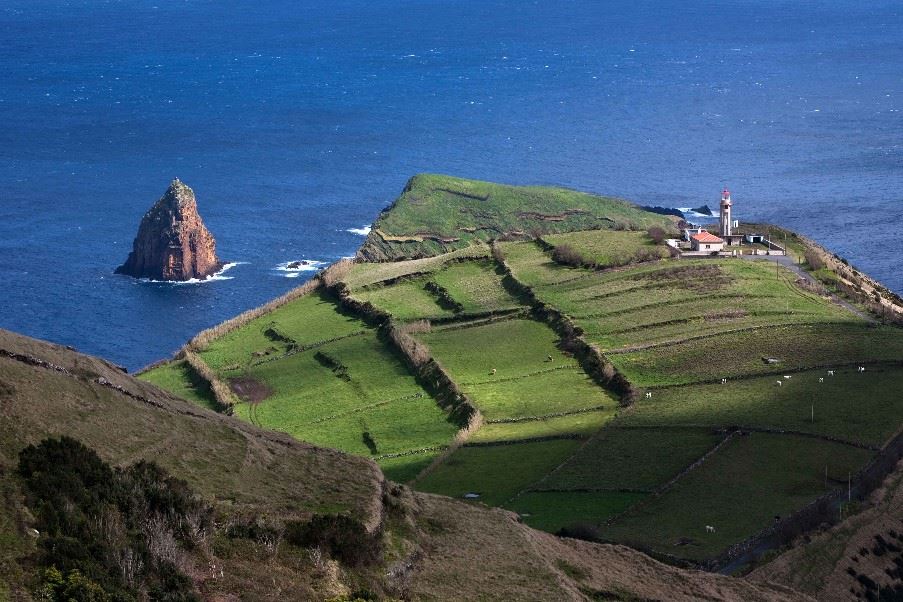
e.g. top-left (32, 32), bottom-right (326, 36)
top-left (116, 179), bottom-right (223, 281)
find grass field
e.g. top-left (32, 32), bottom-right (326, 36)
top-left (541, 427), bottom-right (724, 492)
top-left (463, 367), bottom-right (616, 420)
top-left (352, 259), bottom-right (523, 321)
top-left (198, 290), bottom-right (369, 370)
top-left (353, 277), bottom-right (455, 321)
top-left (430, 259), bottom-right (523, 313)
top-left (610, 322), bottom-right (903, 387)
top-left (499, 241), bottom-right (590, 287)
top-left (616, 367), bottom-right (903, 447)
top-left (416, 439), bottom-right (582, 506)
top-left (507, 490), bottom-right (647, 532)
top-left (139, 360), bottom-right (217, 410)
top-left (343, 244), bottom-right (491, 288)
top-left (520, 258), bottom-right (858, 351)
top-left (418, 318), bottom-right (576, 383)
top-left (543, 230), bottom-right (669, 268)
top-left (231, 333), bottom-right (458, 458)
top-left (468, 411), bottom-right (612, 443)
top-left (600, 432), bottom-right (874, 561)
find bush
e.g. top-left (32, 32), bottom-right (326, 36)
top-left (557, 522), bottom-right (601, 542)
top-left (285, 515), bottom-right (382, 567)
top-left (804, 249), bottom-right (826, 271)
top-left (18, 437), bottom-right (206, 601)
top-left (647, 226), bottom-right (667, 245)
top-left (551, 244), bottom-right (585, 267)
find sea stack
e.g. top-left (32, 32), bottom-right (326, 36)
top-left (116, 179), bottom-right (223, 281)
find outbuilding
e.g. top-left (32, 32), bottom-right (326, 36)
top-left (690, 231), bottom-right (725, 252)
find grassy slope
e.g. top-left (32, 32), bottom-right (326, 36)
top-left (358, 173), bottom-right (673, 260)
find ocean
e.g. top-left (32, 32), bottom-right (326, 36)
top-left (1, 0), bottom-right (901, 370)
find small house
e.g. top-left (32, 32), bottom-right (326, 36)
top-left (690, 231), bottom-right (725, 252)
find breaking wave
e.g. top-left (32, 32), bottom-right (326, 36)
top-left (275, 260), bottom-right (327, 278)
top-left (345, 225), bottom-right (372, 236)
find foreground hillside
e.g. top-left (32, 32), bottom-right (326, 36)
top-left (0, 329), bottom-right (804, 601)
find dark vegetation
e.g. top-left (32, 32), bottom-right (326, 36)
top-left (314, 350), bottom-right (351, 381)
top-left (423, 281), bottom-right (464, 313)
top-left (17, 436), bottom-right (209, 601)
top-left (285, 515), bottom-right (382, 568)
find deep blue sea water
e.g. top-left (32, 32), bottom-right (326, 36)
top-left (1, 1), bottom-right (901, 370)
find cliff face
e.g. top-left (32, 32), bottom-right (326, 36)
top-left (116, 179), bottom-right (223, 281)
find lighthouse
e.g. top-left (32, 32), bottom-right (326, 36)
top-left (719, 188), bottom-right (733, 237)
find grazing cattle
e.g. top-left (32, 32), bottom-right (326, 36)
top-left (783, 375), bottom-right (792, 379)
top-left (645, 392), bottom-right (653, 399)
top-left (490, 368), bottom-right (497, 375)
top-left (705, 525), bottom-right (715, 533)
top-left (721, 378), bottom-right (727, 385)
top-left (776, 380), bottom-right (783, 386)
top-left (547, 355), bottom-right (553, 362)
top-left (828, 370), bottom-right (835, 376)
top-left (858, 366), bottom-right (866, 373)
top-left (819, 377), bottom-right (824, 383)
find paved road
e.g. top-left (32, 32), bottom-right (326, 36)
top-left (739, 254), bottom-right (873, 322)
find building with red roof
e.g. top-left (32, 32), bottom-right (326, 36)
top-left (690, 230), bottom-right (725, 252)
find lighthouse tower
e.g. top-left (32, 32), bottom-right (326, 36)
top-left (719, 188), bottom-right (733, 237)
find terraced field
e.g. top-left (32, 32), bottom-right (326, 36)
top-left (141, 183), bottom-right (903, 569)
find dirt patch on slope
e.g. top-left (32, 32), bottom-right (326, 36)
top-left (228, 376), bottom-right (273, 403)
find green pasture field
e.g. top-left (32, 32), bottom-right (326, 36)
top-left (610, 322), bottom-right (903, 387)
top-left (418, 318), bottom-right (576, 384)
top-left (468, 411), bottom-right (612, 444)
top-left (415, 439), bottom-right (582, 506)
top-left (600, 432), bottom-right (874, 561)
top-left (139, 360), bottom-right (217, 410)
top-left (430, 259), bottom-right (523, 313)
top-left (229, 333), bottom-right (457, 458)
top-left (353, 277), bottom-right (454, 321)
top-left (507, 490), bottom-right (647, 533)
top-left (342, 244), bottom-right (490, 289)
top-left (498, 241), bottom-right (588, 287)
top-left (617, 367), bottom-right (903, 447)
top-left (377, 451), bottom-right (442, 484)
top-left (541, 427), bottom-right (723, 492)
top-left (199, 290), bottom-right (369, 370)
top-left (462, 367), bottom-right (617, 420)
top-left (543, 229), bottom-right (669, 268)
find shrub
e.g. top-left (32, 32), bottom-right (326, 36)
top-left (18, 437), bottom-right (206, 601)
top-left (804, 249), bottom-right (825, 271)
top-left (551, 244), bottom-right (585, 267)
top-left (557, 522), bottom-right (601, 542)
top-left (647, 226), bottom-right (667, 245)
top-left (285, 515), bottom-right (382, 567)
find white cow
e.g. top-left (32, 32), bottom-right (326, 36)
top-left (705, 525), bottom-right (715, 533)
top-left (721, 378), bottom-right (727, 385)
top-left (828, 370), bottom-right (835, 376)
top-left (819, 377), bottom-right (824, 383)
top-left (645, 392), bottom-right (653, 399)
top-left (776, 380), bottom-right (783, 387)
